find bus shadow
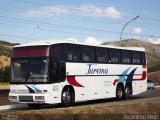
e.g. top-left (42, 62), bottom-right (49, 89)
top-left (75, 96), bottom-right (143, 106)
top-left (4, 95), bottom-right (144, 111)
top-left (51, 95), bottom-right (144, 109)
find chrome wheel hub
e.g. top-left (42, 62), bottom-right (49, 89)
top-left (125, 87), bottom-right (130, 96)
top-left (62, 91), bottom-right (71, 104)
top-left (118, 89), bottom-right (122, 97)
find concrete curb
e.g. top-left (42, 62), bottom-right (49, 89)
top-left (155, 86), bottom-right (160, 88)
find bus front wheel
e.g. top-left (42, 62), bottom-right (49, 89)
top-left (61, 87), bottom-right (75, 107)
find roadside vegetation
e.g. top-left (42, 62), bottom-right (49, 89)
top-left (0, 67), bottom-right (10, 82)
top-left (0, 40), bottom-right (13, 82)
top-left (148, 71), bottom-right (160, 85)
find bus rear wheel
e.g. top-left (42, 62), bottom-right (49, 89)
top-left (124, 85), bottom-right (132, 99)
top-left (61, 88), bottom-right (75, 107)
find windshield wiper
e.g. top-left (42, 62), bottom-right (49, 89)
top-left (25, 72), bottom-right (31, 82)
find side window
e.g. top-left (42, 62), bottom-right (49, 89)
top-left (50, 44), bottom-right (64, 61)
top-left (109, 49), bottom-right (121, 63)
top-left (81, 46), bottom-right (96, 62)
top-left (97, 48), bottom-right (109, 63)
top-left (65, 44), bottom-right (80, 62)
top-left (121, 51), bottom-right (131, 64)
top-left (132, 52), bottom-right (141, 64)
top-left (141, 52), bottom-right (146, 65)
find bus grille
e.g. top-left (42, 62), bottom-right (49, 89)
top-left (19, 96), bottom-right (33, 102)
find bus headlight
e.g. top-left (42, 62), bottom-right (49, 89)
top-left (35, 96), bottom-right (44, 100)
top-left (9, 96), bottom-right (17, 100)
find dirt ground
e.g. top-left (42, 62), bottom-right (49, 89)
top-left (0, 98), bottom-right (160, 120)
top-left (0, 97), bottom-right (11, 106)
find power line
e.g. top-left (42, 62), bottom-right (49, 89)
top-left (0, 2), bottom-right (159, 41)
top-left (12, 0), bottom-right (160, 22)
top-left (0, 33), bottom-right (42, 41)
top-left (1, 5), bottom-right (160, 29)
top-left (0, 17), bottom-right (159, 44)
top-left (0, 22), bottom-right (121, 38)
top-left (0, 22), bottom-right (27, 28)
top-left (0, 31), bottom-right (118, 43)
top-left (0, 15), bottom-right (159, 38)
top-left (13, 0), bottom-right (156, 8)
top-left (0, 13), bottom-right (160, 34)
top-left (0, 20), bottom-right (159, 38)
top-left (40, 26), bottom-right (160, 38)
top-left (0, 15), bottom-right (122, 33)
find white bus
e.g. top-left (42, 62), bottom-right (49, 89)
top-left (9, 40), bottom-right (147, 108)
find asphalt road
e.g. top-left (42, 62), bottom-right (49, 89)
top-left (135, 87), bottom-right (160, 99)
top-left (0, 87), bottom-right (160, 112)
top-left (0, 89), bottom-right (10, 106)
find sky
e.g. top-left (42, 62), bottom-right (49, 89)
top-left (0, 0), bottom-right (160, 44)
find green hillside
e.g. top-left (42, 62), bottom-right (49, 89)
top-left (0, 40), bottom-right (16, 82)
top-left (0, 40), bottom-right (19, 57)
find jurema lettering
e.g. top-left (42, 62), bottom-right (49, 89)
top-left (87, 64), bottom-right (108, 75)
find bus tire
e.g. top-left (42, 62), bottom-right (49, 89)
top-left (61, 87), bottom-right (75, 107)
top-left (124, 84), bottom-right (132, 99)
top-left (116, 84), bottom-right (124, 101)
top-left (28, 104), bottom-right (41, 109)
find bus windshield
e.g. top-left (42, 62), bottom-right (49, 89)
top-left (11, 59), bottom-right (48, 83)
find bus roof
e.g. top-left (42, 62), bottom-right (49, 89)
top-left (14, 40), bottom-right (145, 52)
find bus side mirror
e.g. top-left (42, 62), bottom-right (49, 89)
top-left (58, 61), bottom-right (66, 82)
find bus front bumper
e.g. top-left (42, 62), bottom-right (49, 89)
top-left (9, 93), bottom-right (56, 104)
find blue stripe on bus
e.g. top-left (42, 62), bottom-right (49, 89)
top-left (25, 85), bottom-right (35, 93)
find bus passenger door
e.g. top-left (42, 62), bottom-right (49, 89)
top-left (49, 61), bottom-right (66, 83)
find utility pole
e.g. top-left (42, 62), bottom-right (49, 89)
top-left (120, 16), bottom-right (140, 43)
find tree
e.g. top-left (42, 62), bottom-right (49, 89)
top-left (0, 68), bottom-right (4, 82)
top-left (0, 67), bottom-right (10, 82)
top-left (3, 67), bottom-right (10, 82)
